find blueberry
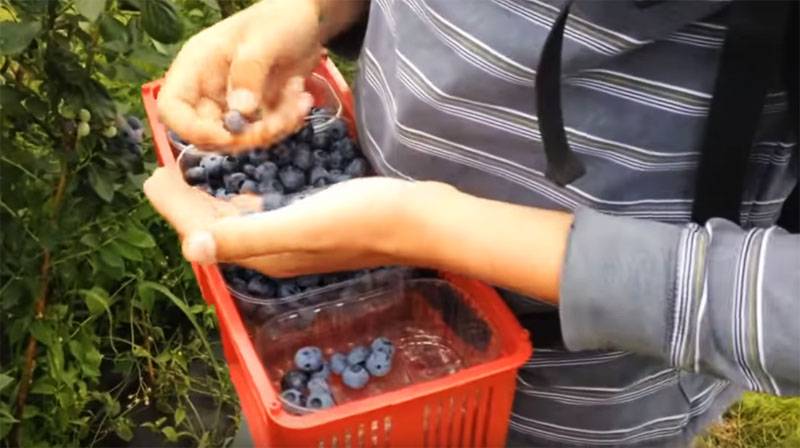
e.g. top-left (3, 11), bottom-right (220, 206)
top-left (261, 191), bottom-right (285, 211)
top-left (168, 129), bottom-right (187, 146)
top-left (281, 369), bottom-right (310, 392)
top-left (347, 346), bottom-right (370, 366)
top-left (292, 145), bottom-right (313, 171)
top-left (311, 362), bottom-right (331, 381)
top-left (331, 138), bottom-right (357, 160)
top-left (224, 172), bottom-right (247, 192)
top-left (307, 377), bottom-right (331, 393)
top-left (311, 149), bottom-right (329, 167)
top-left (214, 188), bottom-right (229, 200)
top-left (295, 346), bottom-right (324, 372)
top-left (297, 122), bottom-right (314, 143)
top-left (229, 276), bottom-right (247, 292)
top-left (238, 268), bottom-right (258, 281)
top-left (271, 144), bottom-right (293, 166)
top-left (278, 281), bottom-right (303, 298)
top-left (248, 150), bottom-right (270, 165)
top-left (254, 161), bottom-right (278, 181)
top-left (328, 120), bottom-right (348, 140)
top-left (195, 183), bottom-right (213, 195)
top-left (223, 110), bottom-right (247, 133)
top-left (329, 353), bottom-right (347, 375)
top-left (240, 180), bottom-right (258, 194)
top-left (184, 166), bottom-right (207, 185)
top-left (344, 158), bottom-right (368, 178)
top-left (279, 166), bottom-right (306, 193)
top-left (341, 364), bottom-right (370, 390)
top-left (311, 132), bottom-right (330, 150)
top-left (240, 163), bottom-right (255, 178)
top-left (126, 116), bottom-right (143, 130)
top-left (246, 276), bottom-right (275, 297)
top-left (327, 150), bottom-right (345, 170)
top-left (321, 274), bottom-right (342, 286)
top-left (222, 155), bottom-right (239, 174)
top-left (259, 179), bottom-right (285, 194)
top-left (370, 337), bottom-right (395, 358)
top-left (296, 275), bottom-right (321, 288)
top-left (329, 173), bottom-right (352, 184)
top-left (280, 389), bottom-right (305, 407)
top-left (365, 350), bottom-right (392, 377)
top-left (200, 155), bottom-right (224, 178)
top-left (306, 391), bottom-right (335, 410)
top-left (309, 166), bottom-right (329, 186)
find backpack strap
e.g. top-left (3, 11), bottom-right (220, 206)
top-left (690, 0), bottom-right (793, 224)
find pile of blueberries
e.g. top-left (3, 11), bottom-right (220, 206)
top-left (174, 108), bottom-right (373, 302)
top-left (280, 337), bottom-right (396, 411)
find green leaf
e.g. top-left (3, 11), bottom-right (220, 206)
top-left (0, 374), bottom-right (13, 392)
top-left (80, 233), bottom-right (100, 248)
top-left (30, 320), bottom-right (56, 347)
top-left (174, 407), bottom-right (186, 426)
top-left (162, 426), bottom-right (178, 442)
top-left (98, 246), bottom-right (124, 269)
top-left (0, 21), bottom-right (41, 55)
top-left (75, 0), bottom-right (106, 22)
top-left (141, 0), bottom-right (183, 44)
top-left (80, 287), bottom-right (110, 316)
top-left (120, 227), bottom-right (156, 248)
top-left (30, 379), bottom-right (57, 395)
top-left (88, 166), bottom-right (115, 202)
top-left (115, 421), bottom-right (134, 442)
top-left (108, 240), bottom-right (142, 261)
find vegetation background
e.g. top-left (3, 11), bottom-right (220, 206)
top-left (0, 0), bottom-right (797, 447)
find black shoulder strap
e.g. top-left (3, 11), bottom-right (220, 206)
top-left (690, 0), bottom-right (793, 224)
top-left (535, 0), bottom-right (585, 187)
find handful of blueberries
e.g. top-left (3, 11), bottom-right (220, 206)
top-left (174, 108), bottom-right (373, 304)
top-left (280, 337), bottom-right (396, 411)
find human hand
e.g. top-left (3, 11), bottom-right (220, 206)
top-left (143, 167), bottom-right (450, 277)
top-left (157, 0), bottom-right (324, 151)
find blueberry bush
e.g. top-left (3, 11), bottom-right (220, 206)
top-left (0, 1), bottom-right (252, 446)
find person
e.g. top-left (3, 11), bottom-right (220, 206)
top-left (143, 0), bottom-right (799, 446)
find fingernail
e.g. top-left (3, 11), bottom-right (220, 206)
top-left (298, 93), bottom-right (314, 114)
top-left (183, 231), bottom-right (217, 264)
top-left (227, 89), bottom-right (258, 114)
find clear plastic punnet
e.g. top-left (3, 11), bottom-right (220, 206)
top-left (255, 276), bottom-right (503, 416)
top-left (229, 267), bottom-right (413, 326)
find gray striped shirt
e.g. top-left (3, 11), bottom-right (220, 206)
top-left (352, 0), bottom-right (799, 445)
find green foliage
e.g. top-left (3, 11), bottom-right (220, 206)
top-left (700, 393), bottom-right (800, 448)
top-left (0, 0), bottom-right (243, 446)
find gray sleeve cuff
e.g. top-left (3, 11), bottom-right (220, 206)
top-left (559, 207), bottom-right (682, 358)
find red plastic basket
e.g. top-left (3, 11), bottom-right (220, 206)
top-left (141, 55), bottom-right (532, 447)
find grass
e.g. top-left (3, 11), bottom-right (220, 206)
top-left (699, 393), bottom-right (800, 447)
top-left (325, 54), bottom-right (800, 448)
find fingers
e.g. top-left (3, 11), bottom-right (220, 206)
top-left (226, 77), bottom-right (313, 149)
top-left (143, 167), bottom-right (244, 236)
top-left (227, 35), bottom-right (282, 114)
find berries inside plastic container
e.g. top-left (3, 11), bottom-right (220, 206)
top-left (166, 71), bottom-right (382, 325)
top-left (254, 276), bottom-right (502, 415)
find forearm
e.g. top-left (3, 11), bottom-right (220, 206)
top-left (402, 184), bottom-right (572, 304)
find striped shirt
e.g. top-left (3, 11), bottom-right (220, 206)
top-left (352, 0), bottom-right (799, 445)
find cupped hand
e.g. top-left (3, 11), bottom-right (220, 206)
top-left (143, 167), bottom-right (451, 278)
top-left (157, 0), bottom-right (323, 151)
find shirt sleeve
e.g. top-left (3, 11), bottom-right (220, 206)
top-left (559, 207), bottom-right (800, 396)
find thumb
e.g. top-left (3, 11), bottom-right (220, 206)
top-left (227, 37), bottom-right (282, 115)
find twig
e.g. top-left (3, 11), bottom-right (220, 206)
top-left (11, 156), bottom-right (69, 446)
